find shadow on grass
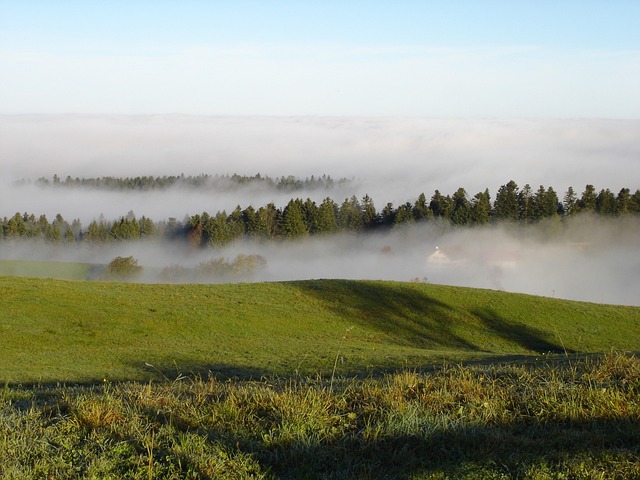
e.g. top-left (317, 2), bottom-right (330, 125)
top-left (111, 404), bottom-right (640, 478)
top-left (473, 306), bottom-right (571, 354)
top-left (249, 419), bottom-right (640, 478)
top-left (294, 279), bottom-right (479, 351)
top-left (4, 355), bottom-right (640, 478)
top-left (295, 280), bottom-right (569, 357)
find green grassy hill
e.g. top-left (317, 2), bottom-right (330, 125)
top-left (2, 275), bottom-right (639, 384)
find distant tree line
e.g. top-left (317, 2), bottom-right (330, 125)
top-left (27, 173), bottom-right (349, 191)
top-left (2, 181), bottom-right (640, 247)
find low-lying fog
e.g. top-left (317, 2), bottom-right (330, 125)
top-left (1, 115), bottom-right (639, 306)
top-left (1, 216), bottom-right (639, 307)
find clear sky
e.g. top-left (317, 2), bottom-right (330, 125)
top-left (1, 0), bottom-right (639, 117)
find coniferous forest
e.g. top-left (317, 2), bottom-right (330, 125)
top-left (2, 175), bottom-right (640, 248)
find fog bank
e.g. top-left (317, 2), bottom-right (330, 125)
top-left (1, 217), bottom-right (638, 307)
top-left (2, 116), bottom-right (640, 223)
top-left (1, 115), bottom-right (639, 306)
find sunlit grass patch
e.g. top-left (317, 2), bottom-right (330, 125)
top-left (1, 353), bottom-right (639, 478)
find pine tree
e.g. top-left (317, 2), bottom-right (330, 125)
top-left (242, 206), bottom-right (259, 237)
top-left (493, 180), bottom-right (519, 222)
top-left (281, 198), bottom-right (309, 238)
top-left (471, 189), bottom-right (491, 225)
top-left (544, 187), bottom-right (560, 217)
top-left (338, 196), bottom-right (363, 231)
top-left (450, 188), bottom-right (472, 226)
top-left (563, 187), bottom-right (578, 216)
top-left (361, 194), bottom-right (377, 229)
top-left (578, 185), bottom-right (597, 212)
top-left (256, 203), bottom-right (280, 239)
top-left (430, 191), bottom-right (453, 220)
top-left (596, 189), bottom-right (617, 215)
top-left (616, 188), bottom-right (632, 215)
top-left (518, 184), bottom-right (534, 223)
top-left (412, 193), bottom-right (433, 221)
top-left (381, 202), bottom-right (395, 226)
top-left (316, 197), bottom-right (338, 234)
top-left (394, 202), bottom-right (415, 226)
top-left (302, 198), bottom-right (319, 233)
top-left (204, 211), bottom-right (235, 246)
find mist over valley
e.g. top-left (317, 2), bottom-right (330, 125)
top-left (1, 115), bottom-right (639, 306)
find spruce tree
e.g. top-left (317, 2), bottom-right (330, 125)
top-left (281, 198), bottom-right (309, 238)
top-left (493, 180), bottom-right (519, 222)
top-left (316, 197), bottom-right (338, 234)
top-left (563, 187), bottom-right (578, 216)
top-left (450, 188), bottom-right (472, 226)
top-left (578, 185), bottom-right (597, 212)
top-left (471, 189), bottom-right (491, 225)
top-left (361, 194), bottom-right (377, 229)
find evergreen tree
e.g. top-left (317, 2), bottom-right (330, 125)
top-left (518, 184), bottom-right (534, 223)
top-left (429, 190), bottom-right (447, 218)
top-left (242, 206), bottom-right (259, 237)
top-left (64, 226), bottom-right (76, 243)
top-left (139, 216), bottom-right (155, 237)
top-left (255, 203), bottom-right (280, 239)
top-left (596, 189), bottom-right (617, 215)
top-left (532, 185), bottom-right (548, 220)
top-left (361, 194), bottom-right (378, 229)
top-left (630, 190), bottom-right (640, 213)
top-left (563, 186), bottom-right (578, 216)
top-left (21, 213), bottom-right (41, 239)
top-left (84, 219), bottom-right (108, 244)
top-left (45, 222), bottom-right (61, 242)
top-left (450, 188), bottom-right (472, 226)
top-left (381, 202), bottom-right (395, 226)
top-left (578, 185), bottom-right (597, 213)
top-left (316, 197), bottom-right (338, 234)
top-left (544, 186), bottom-right (560, 217)
top-left (412, 193), bottom-right (433, 221)
top-left (227, 206), bottom-right (246, 240)
top-left (110, 216), bottom-right (140, 240)
top-left (5, 213), bottom-right (27, 238)
top-left (338, 196), bottom-right (363, 231)
top-left (471, 189), bottom-right (491, 225)
top-left (186, 214), bottom-right (204, 248)
top-left (394, 202), bottom-right (414, 226)
top-left (616, 188), bottom-right (632, 215)
top-left (163, 217), bottom-right (182, 241)
top-left (493, 180), bottom-right (519, 222)
top-left (38, 214), bottom-right (49, 237)
top-left (281, 198), bottom-right (309, 238)
top-left (204, 211), bottom-right (235, 246)
top-left (302, 198), bottom-right (319, 234)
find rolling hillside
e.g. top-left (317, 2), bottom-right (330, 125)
top-left (2, 275), bottom-right (639, 383)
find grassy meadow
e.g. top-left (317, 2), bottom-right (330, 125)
top-left (1, 273), bottom-right (640, 478)
top-left (0, 260), bottom-right (94, 281)
top-left (2, 275), bottom-right (640, 383)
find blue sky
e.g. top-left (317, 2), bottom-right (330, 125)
top-left (1, 1), bottom-right (639, 116)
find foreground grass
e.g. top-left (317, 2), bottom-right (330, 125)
top-left (2, 276), bottom-right (640, 383)
top-left (1, 353), bottom-right (639, 479)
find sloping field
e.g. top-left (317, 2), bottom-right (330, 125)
top-left (2, 275), bottom-right (639, 383)
top-left (0, 259), bottom-right (96, 281)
